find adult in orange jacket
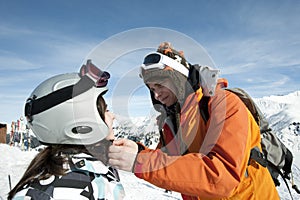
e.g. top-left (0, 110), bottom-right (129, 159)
top-left (109, 42), bottom-right (279, 199)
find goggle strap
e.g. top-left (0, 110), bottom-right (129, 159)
top-left (72, 75), bottom-right (95, 97)
top-left (25, 75), bottom-right (94, 120)
top-left (142, 52), bottom-right (189, 77)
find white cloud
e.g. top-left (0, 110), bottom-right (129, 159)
top-left (0, 24), bottom-right (35, 36)
top-left (0, 53), bottom-right (37, 70)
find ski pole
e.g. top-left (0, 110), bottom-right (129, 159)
top-left (8, 174), bottom-right (12, 190)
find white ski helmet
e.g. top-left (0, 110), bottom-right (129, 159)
top-left (24, 60), bottom-right (110, 145)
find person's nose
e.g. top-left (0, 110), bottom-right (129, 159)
top-left (154, 88), bottom-right (162, 100)
top-left (107, 111), bottom-right (115, 120)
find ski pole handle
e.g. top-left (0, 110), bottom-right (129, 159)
top-left (292, 184), bottom-right (300, 194)
top-left (292, 185), bottom-right (300, 194)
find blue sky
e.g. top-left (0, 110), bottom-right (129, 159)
top-left (0, 0), bottom-right (300, 124)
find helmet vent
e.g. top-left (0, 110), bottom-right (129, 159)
top-left (72, 126), bottom-right (92, 134)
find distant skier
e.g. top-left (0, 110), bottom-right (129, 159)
top-left (9, 121), bottom-right (15, 146)
top-left (8, 60), bottom-right (125, 200)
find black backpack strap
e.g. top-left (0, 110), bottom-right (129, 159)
top-left (249, 147), bottom-right (268, 167)
top-left (199, 96), bottom-right (210, 123)
top-left (187, 64), bottom-right (201, 91)
top-left (283, 148), bottom-right (294, 178)
top-left (250, 147), bottom-right (299, 199)
top-left (268, 161), bottom-right (296, 200)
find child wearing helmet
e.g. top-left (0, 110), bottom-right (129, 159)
top-left (108, 42), bottom-right (279, 199)
top-left (8, 60), bottom-right (125, 200)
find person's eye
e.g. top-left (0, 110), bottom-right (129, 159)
top-left (156, 84), bottom-right (165, 89)
top-left (150, 87), bottom-right (155, 92)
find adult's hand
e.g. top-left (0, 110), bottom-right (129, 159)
top-left (109, 138), bottom-right (138, 172)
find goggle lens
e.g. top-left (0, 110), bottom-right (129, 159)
top-left (143, 53), bottom-right (161, 65)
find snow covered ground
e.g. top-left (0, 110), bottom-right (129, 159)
top-left (1, 91), bottom-right (300, 199)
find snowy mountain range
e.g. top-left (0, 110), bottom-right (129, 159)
top-left (1, 90), bottom-right (300, 200)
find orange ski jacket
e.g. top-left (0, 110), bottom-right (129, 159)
top-left (134, 82), bottom-right (280, 200)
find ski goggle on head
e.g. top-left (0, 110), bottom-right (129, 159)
top-left (139, 52), bottom-right (189, 78)
top-left (80, 59), bottom-right (110, 88)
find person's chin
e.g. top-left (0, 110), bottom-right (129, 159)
top-left (161, 100), bottom-right (168, 106)
top-left (164, 101), bottom-right (171, 107)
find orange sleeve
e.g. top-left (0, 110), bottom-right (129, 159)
top-left (134, 90), bottom-right (253, 199)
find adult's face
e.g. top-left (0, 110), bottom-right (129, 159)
top-left (147, 78), bottom-right (178, 107)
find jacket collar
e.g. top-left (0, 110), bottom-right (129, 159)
top-left (70, 153), bottom-right (109, 174)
